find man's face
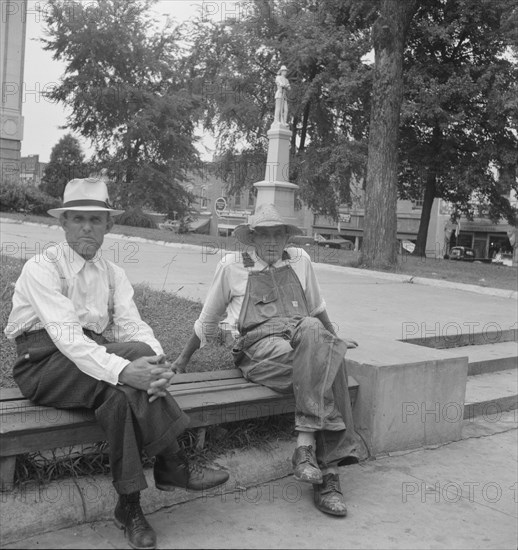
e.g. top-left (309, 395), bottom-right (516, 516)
top-left (251, 226), bottom-right (289, 265)
top-left (61, 210), bottom-right (113, 260)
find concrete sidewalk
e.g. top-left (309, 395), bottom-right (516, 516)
top-left (2, 412), bottom-right (517, 549)
top-left (0, 219), bottom-right (517, 549)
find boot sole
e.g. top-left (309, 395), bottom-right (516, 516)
top-left (113, 517), bottom-right (157, 550)
top-left (314, 502), bottom-right (348, 517)
top-left (155, 481), bottom-right (227, 492)
top-left (293, 471), bottom-right (323, 484)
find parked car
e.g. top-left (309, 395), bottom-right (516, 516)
top-left (447, 246), bottom-right (475, 262)
top-left (158, 219), bottom-right (180, 232)
top-left (314, 234), bottom-right (354, 250)
top-left (289, 234), bottom-right (354, 250)
top-left (289, 235), bottom-right (317, 247)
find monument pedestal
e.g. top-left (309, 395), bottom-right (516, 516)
top-left (253, 124), bottom-right (298, 223)
top-left (253, 180), bottom-right (299, 223)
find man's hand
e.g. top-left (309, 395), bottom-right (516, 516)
top-left (147, 356), bottom-right (186, 404)
top-left (171, 356), bottom-right (189, 374)
top-left (119, 355), bottom-right (175, 402)
top-left (344, 339), bottom-right (359, 349)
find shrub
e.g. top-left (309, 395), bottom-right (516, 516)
top-left (0, 180), bottom-right (60, 216)
top-left (116, 207), bottom-right (157, 228)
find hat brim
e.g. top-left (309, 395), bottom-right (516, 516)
top-left (48, 206), bottom-right (125, 218)
top-left (233, 222), bottom-right (302, 246)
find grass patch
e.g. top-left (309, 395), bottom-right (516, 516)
top-left (14, 414), bottom-right (295, 486)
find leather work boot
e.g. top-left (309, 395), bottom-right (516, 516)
top-left (292, 445), bottom-right (323, 484)
top-left (313, 473), bottom-right (348, 517)
top-left (114, 492), bottom-right (157, 550)
top-left (154, 450), bottom-right (229, 491)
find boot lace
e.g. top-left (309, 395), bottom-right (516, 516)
top-left (322, 474), bottom-right (342, 495)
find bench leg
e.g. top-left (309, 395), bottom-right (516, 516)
top-left (195, 427), bottom-right (206, 450)
top-left (0, 457), bottom-right (16, 492)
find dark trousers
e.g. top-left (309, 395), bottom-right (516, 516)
top-left (13, 329), bottom-right (190, 494)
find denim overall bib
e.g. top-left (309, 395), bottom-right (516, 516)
top-left (233, 253), bottom-right (368, 467)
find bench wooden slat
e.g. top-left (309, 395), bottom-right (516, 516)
top-left (0, 386), bottom-right (294, 435)
top-left (0, 370), bottom-right (245, 402)
top-left (0, 388), bottom-right (23, 401)
top-left (0, 379), bottom-right (252, 413)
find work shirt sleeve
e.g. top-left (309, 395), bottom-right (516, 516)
top-left (194, 260), bottom-right (233, 347)
top-left (298, 250), bottom-right (327, 316)
top-left (15, 259), bottom-right (130, 386)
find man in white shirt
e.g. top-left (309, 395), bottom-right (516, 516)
top-left (5, 177), bottom-right (228, 550)
top-left (170, 204), bottom-right (367, 518)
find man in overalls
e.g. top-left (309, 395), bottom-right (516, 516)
top-left (172, 203), bottom-right (367, 517)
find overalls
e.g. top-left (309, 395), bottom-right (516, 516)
top-left (233, 254), bottom-right (367, 467)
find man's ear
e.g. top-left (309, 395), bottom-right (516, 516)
top-left (59, 213), bottom-right (68, 230)
top-left (106, 216), bottom-right (114, 232)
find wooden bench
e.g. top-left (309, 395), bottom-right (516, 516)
top-left (0, 369), bottom-right (359, 491)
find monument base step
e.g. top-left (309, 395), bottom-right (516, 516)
top-left (464, 368), bottom-right (518, 419)
top-left (439, 341), bottom-right (517, 375)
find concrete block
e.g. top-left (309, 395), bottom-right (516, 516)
top-left (346, 340), bottom-right (469, 455)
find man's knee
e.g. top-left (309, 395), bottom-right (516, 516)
top-left (298, 317), bottom-right (327, 343)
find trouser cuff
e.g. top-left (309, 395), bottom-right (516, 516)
top-left (113, 473), bottom-right (148, 495)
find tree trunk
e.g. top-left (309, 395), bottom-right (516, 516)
top-left (413, 123), bottom-right (441, 256)
top-left (299, 101), bottom-right (311, 151)
top-left (413, 171), bottom-right (436, 257)
top-left (360, 0), bottom-right (416, 269)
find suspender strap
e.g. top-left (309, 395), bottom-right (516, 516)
top-left (105, 260), bottom-right (115, 326)
top-left (242, 252), bottom-right (255, 268)
top-left (52, 258), bottom-right (115, 325)
top-left (53, 256), bottom-right (69, 296)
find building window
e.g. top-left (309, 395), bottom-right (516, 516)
top-left (248, 190), bottom-right (255, 208)
top-left (200, 187), bottom-right (208, 209)
top-left (234, 194), bottom-right (241, 207)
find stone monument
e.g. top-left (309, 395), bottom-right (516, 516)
top-left (0, 0), bottom-right (27, 180)
top-left (253, 65), bottom-right (299, 223)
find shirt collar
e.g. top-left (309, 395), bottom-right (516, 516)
top-left (248, 248), bottom-right (289, 269)
top-left (60, 242), bottom-right (105, 274)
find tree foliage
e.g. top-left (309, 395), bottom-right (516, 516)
top-left (40, 133), bottom-right (87, 198)
top-left (42, 0), bottom-right (199, 218)
top-left (184, 0), bottom-right (517, 265)
top-left (399, 0), bottom-right (518, 255)
top-left (183, 0), bottom-right (374, 218)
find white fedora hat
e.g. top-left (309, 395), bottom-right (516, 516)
top-left (48, 177), bottom-right (124, 218)
top-left (233, 203), bottom-right (302, 246)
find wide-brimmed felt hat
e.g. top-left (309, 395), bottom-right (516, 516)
top-left (48, 177), bottom-right (124, 218)
top-left (277, 65), bottom-right (288, 74)
top-left (233, 203), bottom-right (302, 246)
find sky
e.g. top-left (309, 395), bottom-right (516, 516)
top-left (20, 0), bottom-right (219, 162)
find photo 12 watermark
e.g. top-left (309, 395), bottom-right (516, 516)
top-left (402, 481), bottom-right (517, 504)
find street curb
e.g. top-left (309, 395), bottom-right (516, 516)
top-left (0, 440), bottom-right (295, 545)
top-left (2, 217), bottom-right (515, 299)
top-left (313, 262), bottom-right (518, 300)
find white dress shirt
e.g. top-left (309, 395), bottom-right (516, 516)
top-left (5, 242), bottom-right (163, 385)
top-left (194, 246), bottom-right (326, 347)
